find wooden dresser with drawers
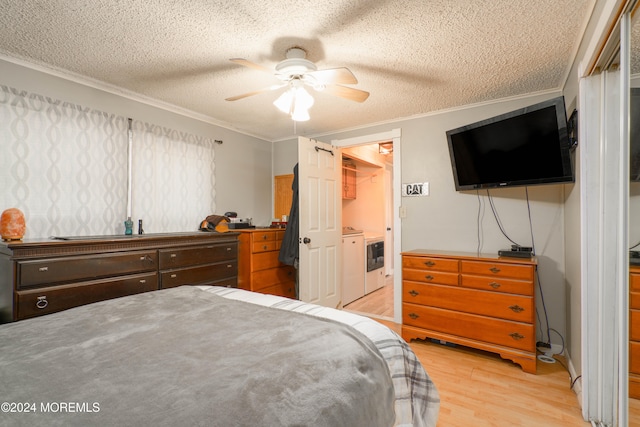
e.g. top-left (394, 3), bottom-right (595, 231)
top-left (237, 228), bottom-right (296, 298)
top-left (0, 232), bottom-right (239, 322)
top-left (401, 249), bottom-right (537, 373)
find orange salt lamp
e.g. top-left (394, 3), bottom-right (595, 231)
top-left (0, 208), bottom-right (26, 241)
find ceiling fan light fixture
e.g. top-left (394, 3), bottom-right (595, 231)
top-left (291, 105), bottom-right (310, 122)
top-left (273, 82), bottom-right (314, 121)
top-left (293, 85), bottom-right (314, 110)
top-left (273, 90), bottom-right (294, 114)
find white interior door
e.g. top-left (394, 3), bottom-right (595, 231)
top-left (297, 137), bottom-right (342, 308)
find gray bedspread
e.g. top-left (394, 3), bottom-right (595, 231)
top-left (0, 286), bottom-right (395, 427)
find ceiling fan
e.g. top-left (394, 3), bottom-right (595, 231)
top-left (225, 47), bottom-right (370, 108)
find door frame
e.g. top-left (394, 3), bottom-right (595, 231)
top-left (332, 128), bottom-right (402, 323)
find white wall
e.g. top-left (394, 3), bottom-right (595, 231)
top-left (0, 58), bottom-right (274, 228)
top-left (275, 91), bottom-right (569, 346)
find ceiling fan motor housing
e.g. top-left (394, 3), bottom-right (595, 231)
top-left (276, 47), bottom-right (317, 77)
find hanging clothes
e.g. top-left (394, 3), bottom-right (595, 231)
top-left (279, 163), bottom-right (299, 269)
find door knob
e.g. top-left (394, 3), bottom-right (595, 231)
top-left (303, 237), bottom-right (311, 244)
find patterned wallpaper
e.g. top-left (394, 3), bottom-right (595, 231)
top-left (0, 85), bottom-right (216, 238)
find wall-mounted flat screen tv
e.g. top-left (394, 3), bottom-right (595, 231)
top-left (446, 96), bottom-right (574, 191)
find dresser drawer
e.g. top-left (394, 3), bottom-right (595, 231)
top-left (403, 269), bottom-right (459, 286)
top-left (253, 231), bottom-right (276, 242)
top-left (632, 341), bottom-right (640, 375)
top-left (461, 260), bottom-right (534, 281)
top-left (18, 251), bottom-right (157, 288)
top-left (252, 240), bottom-right (280, 253)
top-left (632, 274), bottom-right (640, 310)
top-left (260, 282), bottom-right (296, 299)
top-left (15, 273), bottom-right (157, 320)
top-left (632, 309), bottom-right (640, 341)
top-left (632, 292), bottom-right (640, 311)
top-left (402, 256), bottom-right (458, 272)
top-left (252, 251), bottom-right (287, 272)
top-left (403, 282), bottom-right (533, 322)
top-left (461, 274), bottom-right (533, 296)
top-left (251, 266), bottom-right (296, 291)
top-left (402, 303), bottom-right (534, 352)
top-left (158, 243), bottom-right (237, 269)
top-left (160, 261), bottom-right (237, 289)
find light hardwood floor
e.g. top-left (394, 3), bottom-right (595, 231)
top-left (349, 279), bottom-right (580, 425)
top-left (349, 278), bottom-right (640, 425)
top-left (376, 318), bottom-right (589, 426)
top-left (344, 276), bottom-right (394, 318)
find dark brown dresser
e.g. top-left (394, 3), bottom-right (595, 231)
top-left (0, 232), bottom-right (238, 322)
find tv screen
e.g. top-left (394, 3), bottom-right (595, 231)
top-left (446, 97), bottom-right (574, 191)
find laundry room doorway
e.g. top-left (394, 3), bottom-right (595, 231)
top-left (332, 129), bottom-right (402, 323)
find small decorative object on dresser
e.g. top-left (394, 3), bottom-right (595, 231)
top-left (0, 208), bottom-right (26, 241)
top-left (401, 249), bottom-right (537, 373)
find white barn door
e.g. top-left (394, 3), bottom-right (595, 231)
top-left (297, 137), bottom-right (342, 308)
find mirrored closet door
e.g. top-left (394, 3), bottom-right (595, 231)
top-left (629, 4), bottom-right (640, 423)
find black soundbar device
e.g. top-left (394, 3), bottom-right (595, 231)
top-left (498, 249), bottom-right (532, 258)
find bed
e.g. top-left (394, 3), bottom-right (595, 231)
top-left (0, 286), bottom-right (439, 427)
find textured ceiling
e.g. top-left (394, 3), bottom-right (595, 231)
top-left (0, 0), bottom-right (594, 142)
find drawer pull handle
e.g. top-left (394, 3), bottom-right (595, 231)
top-left (409, 290), bottom-right (419, 297)
top-left (409, 313), bottom-right (419, 319)
top-left (38, 266), bottom-right (49, 272)
top-left (261, 235), bottom-right (268, 240)
top-left (509, 305), bottom-right (525, 313)
top-left (509, 332), bottom-right (524, 341)
top-left (140, 279), bottom-right (146, 284)
top-left (171, 274), bottom-right (177, 278)
top-left (489, 282), bottom-right (501, 289)
top-left (424, 261), bottom-right (435, 267)
top-left (226, 247), bottom-right (231, 251)
top-left (489, 267), bottom-right (501, 274)
top-left (36, 296), bottom-right (48, 309)
top-left (170, 254), bottom-right (177, 258)
top-left (227, 264), bottom-right (233, 268)
top-left (425, 275), bottom-right (434, 281)
top-left (140, 256), bottom-right (146, 261)
top-left (263, 245), bottom-right (268, 250)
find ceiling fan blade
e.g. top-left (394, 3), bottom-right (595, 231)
top-left (229, 58), bottom-right (273, 74)
top-left (306, 67), bottom-right (357, 85)
top-left (321, 84), bottom-right (370, 103)
top-left (225, 84), bottom-right (286, 101)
